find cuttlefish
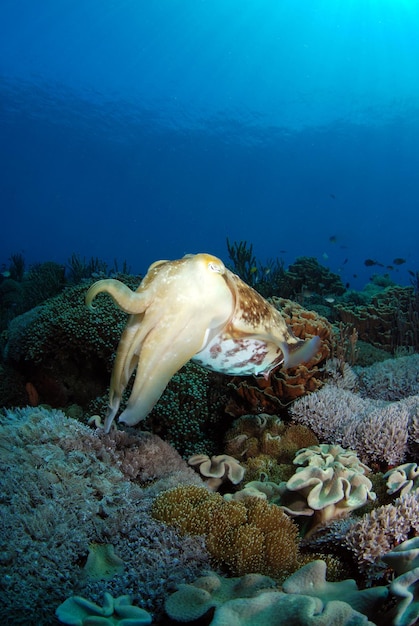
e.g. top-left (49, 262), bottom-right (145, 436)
top-left (86, 253), bottom-right (320, 432)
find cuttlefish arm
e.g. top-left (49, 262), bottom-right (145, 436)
top-left (86, 254), bottom-right (234, 432)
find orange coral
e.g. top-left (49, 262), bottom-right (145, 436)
top-left (335, 286), bottom-right (417, 353)
top-left (151, 485), bottom-right (300, 579)
top-left (226, 299), bottom-right (333, 417)
top-left (225, 413), bottom-right (318, 464)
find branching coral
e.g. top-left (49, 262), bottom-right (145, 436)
top-left (356, 354), bottom-right (419, 401)
top-left (290, 384), bottom-right (416, 467)
top-left (151, 485), bottom-right (301, 579)
top-left (344, 492), bottom-right (419, 579)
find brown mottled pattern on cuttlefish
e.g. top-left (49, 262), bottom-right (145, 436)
top-left (86, 253), bottom-right (320, 432)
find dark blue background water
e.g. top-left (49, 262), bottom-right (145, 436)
top-left (1, 0), bottom-right (418, 290)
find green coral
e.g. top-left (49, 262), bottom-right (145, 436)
top-left (146, 362), bottom-right (229, 458)
top-left (3, 276), bottom-right (139, 408)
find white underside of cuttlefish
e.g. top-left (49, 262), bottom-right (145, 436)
top-left (85, 253), bottom-right (320, 432)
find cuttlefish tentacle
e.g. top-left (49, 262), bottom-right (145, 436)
top-left (86, 253), bottom-right (321, 433)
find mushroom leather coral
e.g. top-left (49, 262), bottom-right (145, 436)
top-left (151, 485), bottom-right (301, 578)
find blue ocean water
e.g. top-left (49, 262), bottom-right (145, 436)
top-left (1, 0), bottom-right (418, 290)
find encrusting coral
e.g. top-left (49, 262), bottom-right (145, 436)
top-left (151, 484), bottom-right (301, 579)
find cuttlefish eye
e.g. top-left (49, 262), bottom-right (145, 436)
top-left (208, 261), bottom-right (224, 273)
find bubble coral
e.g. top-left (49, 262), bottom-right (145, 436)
top-left (225, 413), bottom-right (318, 465)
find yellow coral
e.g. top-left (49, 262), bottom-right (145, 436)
top-left (152, 485), bottom-right (300, 579)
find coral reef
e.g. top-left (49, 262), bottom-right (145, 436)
top-left (335, 285), bottom-right (418, 353)
top-left (0, 407), bottom-right (210, 624)
top-left (283, 256), bottom-right (346, 298)
top-left (151, 485), bottom-right (301, 579)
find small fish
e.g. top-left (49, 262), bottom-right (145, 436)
top-left (324, 296), bottom-right (335, 304)
top-left (386, 265), bottom-right (394, 271)
top-left (393, 258), bottom-right (406, 266)
top-left (250, 266), bottom-right (258, 274)
top-left (329, 194), bottom-right (336, 199)
top-left (329, 235), bottom-right (337, 244)
top-left (1, 270), bottom-right (11, 278)
top-left (364, 259), bottom-right (377, 267)
top-left (408, 270), bottom-right (416, 277)
top-left (345, 282), bottom-right (350, 289)
top-left (342, 258), bottom-right (348, 265)
top-left (322, 252), bottom-right (329, 260)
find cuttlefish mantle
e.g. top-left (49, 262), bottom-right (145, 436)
top-left (86, 253), bottom-right (320, 432)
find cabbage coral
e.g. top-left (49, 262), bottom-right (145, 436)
top-left (279, 444), bottom-right (376, 533)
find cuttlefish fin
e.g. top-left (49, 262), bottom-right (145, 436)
top-left (281, 335), bottom-right (321, 369)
